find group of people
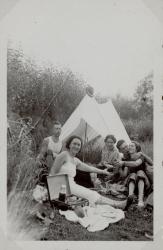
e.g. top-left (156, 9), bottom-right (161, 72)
top-left (98, 135), bottom-right (153, 208)
top-left (36, 121), bottom-right (153, 211)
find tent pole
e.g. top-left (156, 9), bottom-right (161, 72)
top-left (83, 122), bottom-right (88, 163)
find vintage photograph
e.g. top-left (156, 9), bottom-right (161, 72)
top-left (5, 0), bottom-right (160, 241)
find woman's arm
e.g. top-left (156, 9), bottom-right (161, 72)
top-left (124, 158), bottom-right (142, 167)
top-left (76, 160), bottom-right (110, 175)
top-left (104, 163), bottom-right (114, 170)
top-left (50, 152), bottom-right (66, 175)
top-left (141, 153), bottom-right (153, 165)
top-left (123, 158), bottom-right (143, 172)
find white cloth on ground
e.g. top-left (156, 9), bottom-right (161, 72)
top-left (59, 204), bottom-right (124, 232)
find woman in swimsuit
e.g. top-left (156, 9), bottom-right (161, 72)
top-left (50, 135), bottom-right (127, 209)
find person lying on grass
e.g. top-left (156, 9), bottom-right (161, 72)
top-left (116, 140), bottom-right (153, 209)
top-left (50, 135), bottom-right (128, 210)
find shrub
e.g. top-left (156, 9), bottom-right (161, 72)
top-left (141, 140), bottom-right (153, 159)
top-left (124, 119), bottom-right (153, 142)
top-left (7, 138), bottom-right (41, 193)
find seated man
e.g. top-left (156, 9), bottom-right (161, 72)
top-left (36, 121), bottom-right (62, 184)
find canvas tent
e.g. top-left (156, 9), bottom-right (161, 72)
top-left (61, 95), bottom-right (130, 146)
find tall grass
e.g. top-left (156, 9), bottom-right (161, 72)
top-left (141, 140), bottom-right (153, 159)
top-left (7, 191), bottom-right (47, 240)
top-left (124, 119), bottom-right (153, 142)
top-left (7, 144), bottom-right (41, 193)
top-left (7, 140), bottom-right (47, 240)
top-left (7, 121), bottom-right (153, 240)
top-left (79, 137), bottom-right (153, 163)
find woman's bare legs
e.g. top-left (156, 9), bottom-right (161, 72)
top-left (128, 181), bottom-right (135, 196)
top-left (125, 180), bottom-right (135, 210)
top-left (95, 196), bottom-right (127, 210)
top-left (137, 179), bottom-right (145, 207)
top-left (119, 167), bottom-right (128, 179)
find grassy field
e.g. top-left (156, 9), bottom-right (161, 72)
top-left (7, 47), bottom-right (153, 240)
top-left (7, 137), bottom-right (153, 241)
top-left (33, 198), bottom-right (153, 241)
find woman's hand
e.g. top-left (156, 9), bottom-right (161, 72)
top-left (102, 161), bottom-right (108, 166)
top-left (101, 169), bottom-right (112, 176)
top-left (105, 164), bottom-right (114, 170)
top-left (114, 160), bottom-right (124, 168)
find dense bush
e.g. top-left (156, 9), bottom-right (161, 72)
top-left (112, 95), bottom-right (138, 120)
top-left (141, 140), bottom-right (153, 159)
top-left (8, 47), bottom-right (86, 149)
top-left (7, 46), bottom-right (153, 174)
top-left (124, 119), bottom-right (153, 142)
top-left (8, 47), bottom-right (153, 147)
top-left (7, 48), bottom-right (85, 122)
top-left (112, 73), bottom-right (153, 121)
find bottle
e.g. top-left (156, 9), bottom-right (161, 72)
top-left (58, 184), bottom-right (66, 202)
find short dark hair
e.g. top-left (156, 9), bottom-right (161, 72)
top-left (131, 140), bottom-right (141, 152)
top-left (65, 135), bottom-right (83, 151)
top-left (116, 139), bottom-right (125, 150)
top-left (104, 134), bottom-right (116, 144)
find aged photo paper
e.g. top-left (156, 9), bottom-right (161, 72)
top-left (0, 0), bottom-right (163, 249)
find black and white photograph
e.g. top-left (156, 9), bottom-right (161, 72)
top-left (1, 0), bottom-right (163, 247)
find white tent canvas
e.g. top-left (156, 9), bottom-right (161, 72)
top-left (61, 95), bottom-right (130, 145)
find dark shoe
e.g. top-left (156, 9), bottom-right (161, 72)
top-left (124, 195), bottom-right (134, 211)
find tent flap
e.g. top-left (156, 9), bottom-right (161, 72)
top-left (61, 95), bottom-right (130, 145)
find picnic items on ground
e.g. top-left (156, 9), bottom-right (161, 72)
top-left (46, 173), bottom-right (125, 232)
top-left (46, 174), bottom-right (89, 210)
top-left (58, 184), bottom-right (67, 202)
top-left (59, 204), bottom-right (125, 232)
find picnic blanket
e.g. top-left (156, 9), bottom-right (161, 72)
top-left (105, 182), bottom-right (127, 198)
top-left (59, 204), bottom-right (124, 232)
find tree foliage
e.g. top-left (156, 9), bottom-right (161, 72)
top-left (7, 47), bottom-right (153, 145)
top-left (7, 47), bottom-right (86, 147)
top-left (133, 72), bottom-right (153, 119)
top-left (111, 73), bottom-right (153, 120)
top-left (7, 47), bottom-right (85, 124)
top-left (112, 94), bottom-right (138, 120)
